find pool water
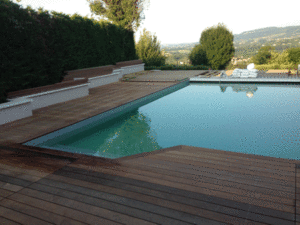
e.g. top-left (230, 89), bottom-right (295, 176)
top-left (24, 82), bottom-right (300, 160)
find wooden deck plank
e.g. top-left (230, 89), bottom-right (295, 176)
top-left (17, 187), bottom-right (204, 225)
top-left (171, 147), bottom-right (296, 171)
top-left (64, 165), bottom-right (295, 220)
top-left (147, 153), bottom-right (294, 184)
top-left (75, 159), bottom-right (294, 205)
top-left (0, 162), bottom-right (54, 179)
top-left (156, 152), bottom-right (294, 180)
top-left (0, 180), bottom-right (24, 192)
top-left (0, 205), bottom-right (53, 225)
top-left (0, 189), bottom-right (14, 199)
top-left (0, 198), bottom-right (86, 225)
top-left (142, 155), bottom-right (294, 193)
top-left (0, 216), bottom-right (22, 225)
top-left (45, 172), bottom-right (251, 224)
top-left (114, 160), bottom-right (294, 199)
top-left (0, 72), bottom-right (299, 224)
top-left (35, 177), bottom-right (225, 225)
top-left (180, 145), bottom-right (299, 165)
top-left (121, 158), bottom-right (295, 194)
top-left (62, 166), bottom-right (294, 213)
top-left (44, 167), bottom-right (293, 224)
top-left (0, 174), bottom-right (32, 190)
top-left (165, 150), bottom-right (295, 178)
top-left (6, 192), bottom-right (122, 225)
top-left (295, 165), bottom-right (300, 223)
top-left (0, 148), bottom-right (73, 174)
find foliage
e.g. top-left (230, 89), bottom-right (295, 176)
top-left (135, 28), bottom-right (166, 67)
top-left (1, 0), bottom-right (138, 104)
top-left (286, 47), bottom-right (300, 65)
top-left (199, 22), bottom-right (235, 70)
top-left (86, 0), bottom-right (149, 32)
top-left (254, 63), bottom-right (297, 71)
top-left (249, 45), bottom-right (275, 65)
top-left (224, 60), bottom-right (248, 70)
top-left (268, 49), bottom-right (294, 65)
top-left (251, 47), bottom-right (299, 70)
top-left (188, 44), bottom-right (208, 66)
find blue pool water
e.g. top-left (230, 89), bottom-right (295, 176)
top-left (24, 82), bottom-right (300, 160)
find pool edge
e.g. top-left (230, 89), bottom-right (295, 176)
top-left (21, 79), bottom-right (189, 146)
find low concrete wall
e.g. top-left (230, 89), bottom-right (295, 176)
top-left (63, 65), bottom-right (115, 81)
top-left (0, 63), bottom-right (144, 125)
top-left (1, 84), bottom-right (89, 125)
top-left (88, 72), bottom-right (121, 89)
top-left (87, 63), bottom-right (145, 88)
top-left (22, 83), bottom-right (89, 110)
top-left (120, 64), bottom-right (144, 76)
top-left (7, 78), bottom-right (89, 99)
top-left (0, 98), bottom-right (33, 125)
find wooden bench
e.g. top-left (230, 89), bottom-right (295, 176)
top-left (6, 60), bottom-right (144, 98)
top-left (7, 78), bottom-right (89, 99)
top-left (61, 60), bottom-right (144, 82)
top-left (62, 65), bottom-right (115, 82)
top-left (115, 59), bottom-right (143, 68)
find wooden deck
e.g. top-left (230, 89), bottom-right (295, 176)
top-left (0, 70), bottom-right (300, 224)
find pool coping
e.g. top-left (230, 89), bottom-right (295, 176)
top-left (22, 80), bottom-right (189, 149)
top-left (190, 76), bottom-right (300, 83)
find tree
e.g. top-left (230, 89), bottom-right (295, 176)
top-left (267, 49), bottom-right (291, 65)
top-left (287, 47), bottom-right (300, 65)
top-left (86, 0), bottom-right (150, 32)
top-left (135, 28), bottom-right (166, 67)
top-left (199, 22), bottom-right (235, 70)
top-left (188, 44), bottom-right (208, 66)
top-left (250, 45), bottom-right (275, 65)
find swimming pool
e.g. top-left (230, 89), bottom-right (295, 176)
top-left (24, 81), bottom-right (300, 160)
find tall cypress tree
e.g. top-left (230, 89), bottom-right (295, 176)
top-left (135, 28), bottom-right (166, 67)
top-left (199, 23), bottom-right (235, 70)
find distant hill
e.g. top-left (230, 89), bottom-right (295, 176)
top-left (161, 25), bottom-right (300, 59)
top-left (233, 25), bottom-right (300, 42)
top-left (161, 25), bottom-right (300, 47)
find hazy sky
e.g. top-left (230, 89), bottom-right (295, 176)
top-left (12, 0), bottom-right (300, 46)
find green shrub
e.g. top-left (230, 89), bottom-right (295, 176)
top-left (255, 62), bottom-right (297, 70)
top-left (188, 44), bottom-right (209, 66)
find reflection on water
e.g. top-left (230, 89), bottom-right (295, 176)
top-left (40, 109), bottom-right (163, 159)
top-left (220, 83), bottom-right (258, 98)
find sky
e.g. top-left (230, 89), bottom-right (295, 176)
top-left (11, 0), bottom-right (300, 47)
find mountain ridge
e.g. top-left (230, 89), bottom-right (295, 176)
top-left (161, 25), bottom-right (300, 48)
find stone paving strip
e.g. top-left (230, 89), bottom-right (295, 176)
top-left (121, 70), bottom-right (208, 81)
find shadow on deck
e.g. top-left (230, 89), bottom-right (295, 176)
top-left (0, 144), bottom-right (298, 225)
